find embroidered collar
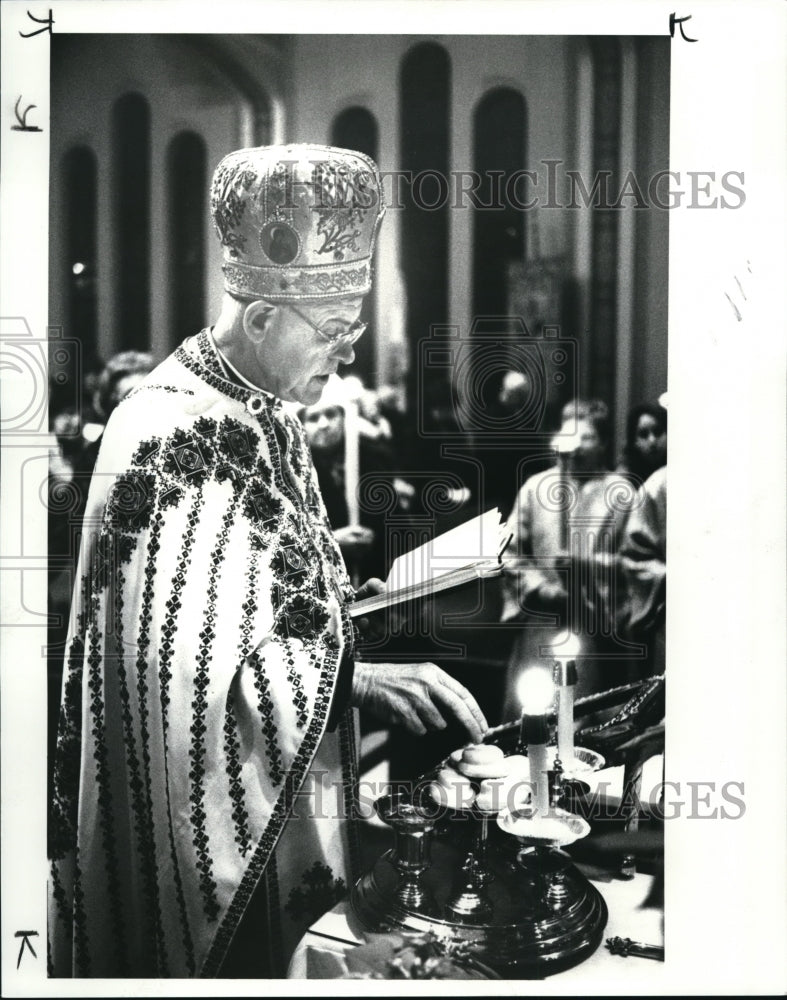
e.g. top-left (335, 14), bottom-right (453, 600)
top-left (176, 330), bottom-right (284, 416)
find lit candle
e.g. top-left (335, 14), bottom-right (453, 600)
top-left (521, 716), bottom-right (550, 816)
top-left (551, 631), bottom-right (582, 766)
top-left (554, 659), bottom-right (577, 764)
top-left (517, 668), bottom-right (555, 817)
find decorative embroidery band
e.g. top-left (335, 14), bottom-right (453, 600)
top-left (222, 260), bottom-right (370, 301)
top-left (201, 655), bottom-right (339, 977)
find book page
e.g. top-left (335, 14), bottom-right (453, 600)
top-left (385, 508), bottom-right (503, 592)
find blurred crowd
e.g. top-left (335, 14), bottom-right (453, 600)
top-left (48, 354), bottom-right (667, 771)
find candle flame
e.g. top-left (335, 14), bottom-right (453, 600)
top-left (550, 630), bottom-right (582, 660)
top-left (517, 667), bottom-right (555, 714)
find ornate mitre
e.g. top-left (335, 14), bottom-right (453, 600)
top-left (210, 143), bottom-right (385, 302)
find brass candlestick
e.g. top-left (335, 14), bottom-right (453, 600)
top-left (371, 792), bottom-right (437, 916)
top-left (445, 812), bottom-right (494, 923)
top-left (352, 782), bottom-right (610, 977)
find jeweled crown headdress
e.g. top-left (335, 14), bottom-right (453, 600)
top-left (210, 143), bottom-right (385, 302)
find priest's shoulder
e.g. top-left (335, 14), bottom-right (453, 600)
top-left (100, 376), bottom-right (220, 458)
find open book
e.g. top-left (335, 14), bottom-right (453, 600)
top-left (348, 509), bottom-right (509, 618)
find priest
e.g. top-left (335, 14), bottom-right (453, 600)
top-left (48, 144), bottom-right (487, 978)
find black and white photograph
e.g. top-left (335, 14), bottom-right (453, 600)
top-left (1, 1), bottom-right (785, 995)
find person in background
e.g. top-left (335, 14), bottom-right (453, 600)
top-left (561, 396), bottom-right (610, 425)
top-left (617, 401), bottom-right (667, 486)
top-left (50, 350), bottom-right (157, 495)
top-left (300, 377), bottom-right (398, 581)
top-left (476, 369), bottom-right (552, 520)
top-left (94, 350), bottom-right (157, 424)
top-left (355, 382), bottom-right (394, 442)
top-left (609, 400), bottom-right (667, 679)
top-left (376, 383), bottom-right (408, 444)
top-left (618, 464), bottom-right (667, 678)
top-left (500, 404), bottom-right (632, 716)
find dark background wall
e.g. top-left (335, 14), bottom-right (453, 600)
top-left (50, 33), bottom-right (670, 454)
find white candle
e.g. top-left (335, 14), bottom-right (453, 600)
top-left (517, 668), bottom-right (555, 818)
top-left (343, 398), bottom-right (360, 526)
top-left (550, 631), bottom-right (581, 767)
top-left (521, 715), bottom-right (550, 816)
top-left (555, 659), bottom-right (578, 764)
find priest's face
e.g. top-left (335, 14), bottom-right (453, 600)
top-left (257, 296), bottom-right (365, 405)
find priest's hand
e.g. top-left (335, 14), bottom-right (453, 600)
top-left (354, 577), bottom-right (386, 602)
top-left (352, 577), bottom-right (387, 642)
top-left (351, 661), bottom-right (488, 742)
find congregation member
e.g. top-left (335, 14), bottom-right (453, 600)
top-left (500, 403), bottom-right (632, 716)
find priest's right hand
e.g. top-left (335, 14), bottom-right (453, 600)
top-left (350, 661), bottom-right (488, 742)
top-left (351, 576), bottom-right (387, 643)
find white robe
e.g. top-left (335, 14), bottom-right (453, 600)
top-left (49, 330), bottom-right (359, 977)
top-left (500, 465), bottom-right (637, 716)
top-left (619, 465), bottom-right (667, 677)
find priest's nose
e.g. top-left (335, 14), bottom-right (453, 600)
top-left (331, 339), bottom-right (356, 365)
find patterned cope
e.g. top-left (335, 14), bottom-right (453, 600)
top-left (48, 330), bottom-right (361, 978)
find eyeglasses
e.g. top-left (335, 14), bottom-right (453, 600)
top-left (284, 302), bottom-right (367, 346)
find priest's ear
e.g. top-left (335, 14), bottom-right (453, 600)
top-left (242, 300), bottom-right (276, 346)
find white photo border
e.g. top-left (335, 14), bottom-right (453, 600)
top-left (1, 0), bottom-right (785, 995)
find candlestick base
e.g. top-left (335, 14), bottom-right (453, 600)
top-left (444, 855), bottom-right (495, 925)
top-left (376, 792), bottom-right (438, 917)
top-left (351, 793), bottom-right (607, 977)
top-left (445, 815), bottom-right (495, 924)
